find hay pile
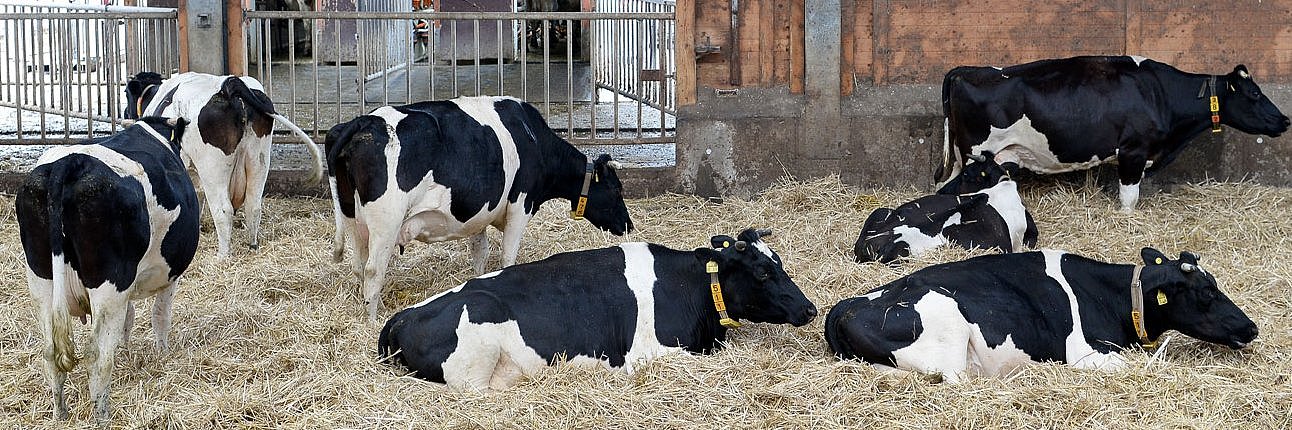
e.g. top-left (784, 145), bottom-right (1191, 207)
top-left (1, 176), bottom-right (1290, 428)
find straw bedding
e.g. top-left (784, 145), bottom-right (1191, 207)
top-left (0, 175), bottom-right (1289, 429)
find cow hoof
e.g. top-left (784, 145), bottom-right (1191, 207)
top-left (249, 243), bottom-right (259, 251)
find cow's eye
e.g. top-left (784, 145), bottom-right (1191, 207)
top-left (756, 271), bottom-right (771, 281)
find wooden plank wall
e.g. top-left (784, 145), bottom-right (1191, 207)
top-left (692, 0), bottom-right (803, 90)
top-left (677, 1), bottom-right (1292, 102)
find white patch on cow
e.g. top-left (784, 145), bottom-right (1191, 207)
top-left (969, 115), bottom-right (1116, 174)
top-left (478, 270), bottom-right (502, 279)
top-left (861, 289), bottom-right (884, 301)
top-left (964, 329), bottom-right (1035, 378)
top-left (1239, 69), bottom-right (1249, 79)
top-left (891, 225), bottom-right (948, 258)
top-left (1119, 182), bottom-right (1140, 212)
top-left (441, 307), bottom-right (546, 390)
top-left (890, 291), bottom-right (973, 382)
top-left (979, 180), bottom-right (1029, 250)
top-left (618, 242), bottom-right (684, 372)
top-left (1041, 250), bottom-right (1126, 370)
top-left (1129, 55), bottom-right (1148, 66)
top-left (451, 97), bottom-right (522, 204)
top-left (751, 240), bottom-right (778, 264)
top-left (991, 66), bottom-right (1002, 71)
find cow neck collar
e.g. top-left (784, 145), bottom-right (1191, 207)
top-left (569, 160), bottom-right (594, 220)
top-left (705, 255), bottom-right (742, 329)
top-left (136, 84), bottom-right (157, 118)
top-left (1196, 76), bottom-right (1222, 134)
top-left (1129, 264), bottom-right (1158, 348)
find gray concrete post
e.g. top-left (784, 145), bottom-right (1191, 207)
top-left (182, 0), bottom-right (227, 74)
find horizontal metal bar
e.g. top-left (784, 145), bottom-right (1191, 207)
top-left (0, 100), bottom-right (128, 127)
top-left (0, 1), bottom-right (175, 13)
top-left (0, 12), bottom-right (176, 19)
top-left (0, 137), bottom-right (85, 145)
top-left (245, 11), bottom-right (672, 20)
top-left (567, 137), bottom-right (675, 145)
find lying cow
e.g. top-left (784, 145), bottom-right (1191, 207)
top-left (16, 117), bottom-right (200, 421)
top-left (937, 56), bottom-right (1290, 211)
top-left (855, 153), bottom-right (1036, 264)
top-left (826, 248), bottom-right (1258, 382)
top-left (125, 71), bottom-right (324, 258)
top-left (378, 228), bottom-right (816, 389)
top-left (326, 96), bottom-right (634, 320)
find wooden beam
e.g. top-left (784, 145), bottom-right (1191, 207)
top-left (872, 0), bottom-right (889, 85)
top-left (1124, 0), bottom-right (1142, 56)
top-left (675, 0), bottom-right (697, 106)
top-left (758, 0), bottom-right (774, 86)
top-left (789, 0), bottom-right (804, 93)
top-left (177, 0), bottom-right (190, 72)
top-left (226, 0), bottom-right (247, 75)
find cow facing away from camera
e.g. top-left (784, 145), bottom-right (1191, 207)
top-left (17, 118), bottom-right (200, 422)
top-left (125, 71), bottom-right (325, 258)
top-left (855, 154), bottom-right (1037, 264)
top-left (938, 56), bottom-right (1290, 211)
top-left (378, 229), bottom-right (817, 389)
top-left (826, 248), bottom-right (1258, 382)
top-left (326, 96), bottom-right (634, 320)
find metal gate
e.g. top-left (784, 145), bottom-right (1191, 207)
top-left (243, 4), bottom-right (676, 150)
top-left (0, 1), bottom-right (178, 144)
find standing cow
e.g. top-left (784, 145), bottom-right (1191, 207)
top-left (17, 118), bottom-right (200, 422)
top-left (124, 71), bottom-right (324, 258)
top-left (855, 153), bottom-right (1037, 264)
top-left (379, 228), bottom-right (817, 389)
top-left (827, 248), bottom-right (1258, 382)
top-left (937, 56), bottom-right (1290, 211)
top-left (326, 96), bottom-right (634, 320)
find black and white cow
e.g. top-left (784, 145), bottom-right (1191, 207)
top-left (378, 228), bottom-right (816, 389)
top-left (937, 56), bottom-right (1290, 211)
top-left (325, 96), bottom-right (634, 320)
top-left (16, 117), bottom-right (200, 421)
top-left (125, 71), bottom-right (324, 258)
top-left (826, 248), bottom-right (1258, 382)
top-left (855, 155), bottom-right (1037, 264)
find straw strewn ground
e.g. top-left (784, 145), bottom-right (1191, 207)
top-left (1, 176), bottom-right (1290, 429)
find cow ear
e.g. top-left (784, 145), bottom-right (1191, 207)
top-left (1234, 65), bottom-right (1250, 79)
top-left (126, 79), bottom-right (144, 96)
top-left (710, 235), bottom-right (736, 249)
top-left (1141, 247), bottom-right (1168, 265)
top-left (1178, 252), bottom-right (1199, 264)
top-left (693, 247), bottom-right (723, 264)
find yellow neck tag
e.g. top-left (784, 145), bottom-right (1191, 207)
top-left (707, 262), bottom-right (742, 329)
top-left (1209, 96), bottom-right (1220, 112)
top-left (1156, 291), bottom-right (1168, 305)
top-left (705, 261), bottom-right (718, 274)
top-left (570, 196), bottom-right (587, 220)
top-left (710, 282), bottom-right (726, 311)
top-left (1132, 310), bottom-right (1148, 340)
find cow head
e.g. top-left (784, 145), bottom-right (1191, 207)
top-left (693, 229), bottom-right (817, 327)
top-left (1219, 65), bottom-right (1291, 137)
top-left (136, 116), bottom-right (189, 155)
top-left (579, 154), bottom-right (634, 236)
top-left (937, 151), bottom-right (1017, 194)
top-left (124, 72), bottom-right (165, 120)
top-left (1140, 247), bottom-right (1258, 349)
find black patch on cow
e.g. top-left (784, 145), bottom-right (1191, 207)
top-left (390, 102), bottom-right (507, 223)
top-left (825, 292), bottom-right (923, 366)
top-left (325, 115), bottom-right (391, 218)
top-left (854, 191), bottom-right (1021, 264)
top-left (197, 92), bottom-right (247, 156)
top-left (379, 246), bottom-right (639, 382)
top-left (492, 99), bottom-right (549, 213)
top-left (148, 86), bottom-right (181, 117)
top-left (648, 243), bottom-right (727, 353)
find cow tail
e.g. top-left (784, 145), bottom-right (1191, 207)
top-left (45, 163), bottom-right (79, 373)
top-left (936, 69), bottom-right (962, 184)
top-left (822, 299), bottom-right (856, 360)
top-left (324, 119), bottom-right (367, 263)
top-left (376, 311), bottom-right (402, 364)
top-left (270, 113), bottom-right (325, 184)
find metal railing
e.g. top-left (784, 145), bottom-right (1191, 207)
top-left (0, 1), bottom-right (178, 143)
top-left (243, 9), bottom-right (676, 146)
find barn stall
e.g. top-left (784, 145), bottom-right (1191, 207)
top-left (1, 0), bottom-right (1292, 427)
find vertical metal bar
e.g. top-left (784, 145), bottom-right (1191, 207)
top-left (637, 16), bottom-right (644, 138)
top-left (520, 17), bottom-right (527, 101)
top-left (334, 18), bottom-right (341, 123)
top-left (35, 17), bottom-right (46, 139)
top-left (312, 16), bottom-right (320, 138)
top-left (264, 19), bottom-right (273, 96)
top-left (289, 18), bottom-right (297, 126)
top-left (406, 16), bottom-right (413, 105)
top-left (61, 17), bottom-right (71, 139)
top-left (357, 18), bottom-right (366, 114)
top-left (565, 18), bottom-right (572, 137)
top-left (472, 19), bottom-right (480, 95)
top-left (542, 19), bottom-right (549, 117)
top-left (14, 15), bottom-right (25, 141)
top-left (107, 17), bottom-right (117, 134)
top-left (612, 12), bottom-right (620, 140)
top-left (659, 15), bottom-right (667, 134)
top-left (587, 14), bottom-right (594, 142)
top-left (496, 18), bottom-right (503, 96)
top-left (381, 18), bottom-right (389, 107)
top-left (429, 17), bottom-right (437, 100)
top-left (451, 19), bottom-right (458, 97)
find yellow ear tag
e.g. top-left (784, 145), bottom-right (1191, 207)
top-left (722, 241), bottom-right (730, 248)
top-left (1157, 291), bottom-right (1168, 305)
top-left (980, 171), bottom-right (986, 177)
top-left (706, 261), bottom-right (718, 274)
top-left (1154, 257), bottom-right (1163, 265)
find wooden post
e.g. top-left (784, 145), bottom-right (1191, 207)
top-left (226, 0), bottom-right (247, 75)
top-left (676, 0), bottom-right (697, 107)
top-left (177, 0), bottom-right (190, 72)
top-left (871, 0), bottom-right (889, 85)
top-left (1124, 0), bottom-right (1142, 56)
top-left (788, 0), bottom-right (803, 93)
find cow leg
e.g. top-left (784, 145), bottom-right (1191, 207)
top-left (360, 216), bottom-right (400, 321)
top-left (1116, 156), bottom-right (1148, 212)
top-left (122, 302), bottom-right (135, 346)
top-left (197, 172), bottom-right (237, 259)
top-left (86, 286), bottom-right (130, 422)
top-left (470, 232), bottom-right (491, 275)
top-left (151, 280), bottom-right (177, 352)
top-left (351, 219), bottom-right (370, 282)
top-left (329, 178), bottom-right (349, 263)
top-left (241, 138), bottom-right (272, 251)
top-left (498, 209), bottom-right (534, 267)
top-left (27, 269), bottom-right (69, 420)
